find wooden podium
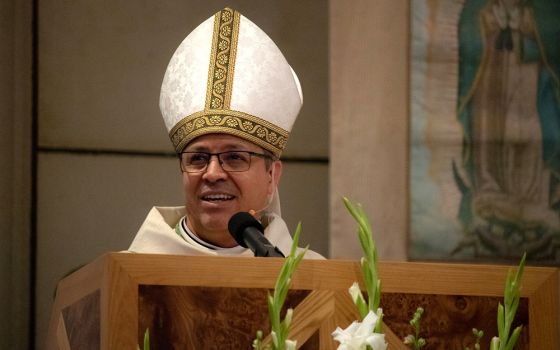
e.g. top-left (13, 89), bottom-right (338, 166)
top-left (47, 253), bottom-right (559, 349)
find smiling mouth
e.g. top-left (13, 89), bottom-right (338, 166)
top-left (201, 194), bottom-right (235, 202)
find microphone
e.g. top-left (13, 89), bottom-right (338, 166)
top-left (228, 212), bottom-right (285, 257)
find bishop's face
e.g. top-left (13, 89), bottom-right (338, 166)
top-left (180, 133), bottom-right (282, 247)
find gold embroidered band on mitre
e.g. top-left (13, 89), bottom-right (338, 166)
top-left (169, 110), bottom-right (289, 157)
top-left (206, 7), bottom-right (239, 110)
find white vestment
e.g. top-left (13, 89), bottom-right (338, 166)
top-left (128, 206), bottom-right (323, 259)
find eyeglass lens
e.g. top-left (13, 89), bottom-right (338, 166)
top-left (181, 151), bottom-right (254, 172)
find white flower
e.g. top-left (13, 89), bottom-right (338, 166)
top-left (271, 331), bottom-right (278, 347)
top-left (285, 339), bottom-right (297, 350)
top-left (349, 282), bottom-right (363, 304)
top-left (285, 308), bottom-right (293, 326)
top-left (332, 310), bottom-right (387, 350)
top-left (403, 334), bottom-right (414, 344)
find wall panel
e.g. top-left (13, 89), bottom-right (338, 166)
top-left (330, 0), bottom-right (409, 260)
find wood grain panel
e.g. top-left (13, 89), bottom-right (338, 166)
top-left (138, 285), bottom-right (309, 349)
top-left (381, 293), bottom-right (528, 350)
top-left (61, 290), bottom-right (100, 350)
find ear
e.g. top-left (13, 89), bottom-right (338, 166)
top-left (268, 160), bottom-right (283, 195)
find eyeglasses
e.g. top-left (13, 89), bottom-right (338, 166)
top-left (179, 151), bottom-right (274, 173)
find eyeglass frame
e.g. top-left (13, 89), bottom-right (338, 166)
top-left (178, 150), bottom-right (276, 173)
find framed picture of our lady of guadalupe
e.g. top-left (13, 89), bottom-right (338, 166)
top-left (409, 0), bottom-right (560, 265)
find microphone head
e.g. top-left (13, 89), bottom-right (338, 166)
top-left (228, 212), bottom-right (264, 247)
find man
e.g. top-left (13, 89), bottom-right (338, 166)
top-left (128, 7), bottom-right (322, 259)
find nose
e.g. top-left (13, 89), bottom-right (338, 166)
top-left (202, 155), bottom-right (228, 182)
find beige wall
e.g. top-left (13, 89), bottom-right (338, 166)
top-left (0, 0), bottom-right (32, 348)
top-left (330, 0), bottom-right (409, 260)
top-left (35, 1), bottom-right (328, 348)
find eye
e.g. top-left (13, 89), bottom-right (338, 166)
top-left (186, 152), bottom-right (209, 165)
top-left (223, 151), bottom-right (250, 163)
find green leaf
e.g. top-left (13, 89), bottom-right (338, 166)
top-left (357, 295), bottom-right (369, 318)
top-left (374, 309), bottom-right (384, 334)
top-left (343, 197), bottom-right (383, 324)
top-left (143, 328), bottom-right (150, 350)
top-left (268, 293), bottom-right (279, 332)
top-left (490, 337), bottom-right (500, 350)
top-left (496, 253), bottom-right (526, 350)
top-left (505, 326), bottom-right (522, 350)
top-left (255, 223), bottom-right (306, 350)
top-left (373, 279), bottom-right (381, 311)
top-left (497, 303), bottom-right (505, 339)
top-left (289, 222), bottom-right (303, 257)
top-left (271, 331), bottom-right (279, 347)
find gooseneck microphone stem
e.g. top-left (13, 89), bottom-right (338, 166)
top-left (242, 226), bottom-right (285, 257)
top-left (228, 212), bottom-right (285, 258)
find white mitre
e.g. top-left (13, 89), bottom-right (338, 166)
top-left (159, 7), bottom-right (303, 157)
